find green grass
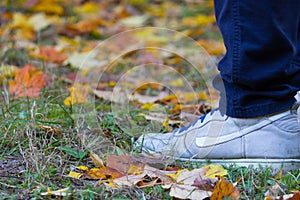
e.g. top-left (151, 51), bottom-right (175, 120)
top-left (0, 88), bottom-right (299, 199)
top-left (0, 1), bottom-right (299, 199)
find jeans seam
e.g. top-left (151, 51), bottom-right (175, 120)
top-left (232, 0), bottom-right (241, 116)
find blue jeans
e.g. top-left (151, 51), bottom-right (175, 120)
top-left (213, 0), bottom-right (300, 118)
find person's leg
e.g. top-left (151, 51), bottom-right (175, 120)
top-left (214, 0), bottom-right (300, 117)
top-left (135, 0), bottom-right (300, 168)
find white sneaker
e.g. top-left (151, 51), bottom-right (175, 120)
top-left (135, 109), bottom-right (300, 170)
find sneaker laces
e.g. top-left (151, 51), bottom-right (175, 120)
top-left (294, 91), bottom-right (300, 125)
top-left (177, 108), bottom-right (222, 133)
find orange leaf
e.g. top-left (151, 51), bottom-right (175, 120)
top-left (30, 47), bottom-right (67, 63)
top-left (9, 64), bottom-right (46, 98)
top-left (86, 167), bottom-right (124, 179)
top-left (211, 177), bottom-right (240, 200)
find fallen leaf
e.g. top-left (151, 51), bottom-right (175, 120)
top-left (90, 153), bottom-right (104, 168)
top-left (9, 64), bottom-right (46, 98)
top-left (86, 167), bottom-right (124, 179)
top-left (169, 78), bottom-right (184, 87)
top-left (169, 184), bottom-right (212, 200)
top-left (286, 192), bottom-right (300, 200)
top-left (137, 113), bottom-right (183, 125)
top-left (127, 164), bottom-right (144, 175)
top-left (166, 169), bottom-right (188, 181)
top-left (119, 15), bottom-right (149, 27)
top-left (211, 176), bottom-right (240, 200)
top-left (68, 171), bottom-right (82, 179)
top-left (30, 47), bottom-right (67, 63)
top-left (41, 187), bottom-right (70, 196)
top-left (182, 15), bottom-right (215, 27)
top-left (37, 125), bottom-right (62, 135)
top-left (198, 39), bottom-right (226, 55)
top-left (204, 164), bottom-right (228, 178)
top-left (106, 155), bottom-right (145, 175)
top-left (167, 168), bottom-right (212, 200)
top-left (64, 84), bottom-right (90, 106)
top-left (0, 65), bottom-right (17, 82)
top-left (28, 12), bottom-right (50, 32)
top-left (192, 178), bottom-right (215, 191)
top-left (75, 2), bottom-right (101, 16)
top-left (64, 52), bottom-right (107, 69)
top-left (113, 164), bottom-right (174, 187)
top-left (141, 103), bottom-right (160, 111)
top-left (31, 0), bottom-right (64, 15)
top-left (77, 166), bottom-right (89, 171)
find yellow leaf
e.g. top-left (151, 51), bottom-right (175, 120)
top-left (182, 15), bottom-right (215, 27)
top-left (106, 181), bottom-right (119, 189)
top-left (162, 93), bottom-right (180, 102)
top-left (90, 153), bottom-right (104, 168)
top-left (162, 117), bottom-right (169, 128)
top-left (204, 164), bottom-right (228, 178)
top-left (183, 92), bottom-right (197, 103)
top-left (198, 92), bottom-right (208, 100)
top-left (77, 166), bottom-right (88, 171)
top-left (10, 13), bottom-right (30, 29)
top-left (75, 2), bottom-right (100, 15)
top-left (141, 103), bottom-right (160, 111)
top-left (166, 169), bottom-right (187, 182)
top-left (127, 164), bottom-right (144, 175)
top-left (108, 81), bottom-right (116, 87)
top-left (87, 167), bottom-right (124, 179)
top-left (64, 84), bottom-right (90, 106)
top-left (134, 29), bottom-right (168, 44)
top-left (145, 5), bottom-right (166, 17)
top-left (31, 0), bottom-right (64, 15)
top-left (68, 171), bottom-right (82, 179)
top-left (198, 39), bottom-right (226, 55)
top-left (0, 65), bottom-right (17, 82)
top-left (128, 0), bottom-right (146, 5)
top-left (169, 78), bottom-right (184, 87)
top-left (41, 187), bottom-right (70, 196)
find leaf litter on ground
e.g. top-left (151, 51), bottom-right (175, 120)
top-left (68, 154), bottom-right (240, 200)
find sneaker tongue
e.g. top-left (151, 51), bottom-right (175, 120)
top-left (294, 91), bottom-right (300, 125)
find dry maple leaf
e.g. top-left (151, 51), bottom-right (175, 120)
top-left (9, 64), bottom-right (46, 98)
top-left (211, 176), bottom-right (240, 200)
top-left (107, 155), bottom-right (145, 175)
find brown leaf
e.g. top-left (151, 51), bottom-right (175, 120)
top-left (37, 125), bottom-right (62, 135)
top-left (286, 191), bottom-right (300, 200)
top-left (113, 164), bottom-right (174, 187)
top-left (192, 178), bottom-right (214, 191)
top-left (106, 155), bottom-right (145, 175)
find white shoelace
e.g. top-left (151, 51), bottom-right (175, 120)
top-left (294, 91), bottom-right (300, 125)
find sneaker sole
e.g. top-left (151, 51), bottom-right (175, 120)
top-left (178, 158), bottom-right (300, 171)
